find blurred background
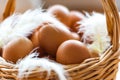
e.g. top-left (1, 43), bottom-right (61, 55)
top-left (14, 0), bottom-right (104, 12)
top-left (0, 0), bottom-right (120, 14)
top-left (0, 0), bottom-right (120, 21)
top-left (14, 0), bottom-right (120, 12)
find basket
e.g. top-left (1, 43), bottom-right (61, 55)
top-left (0, 0), bottom-right (120, 80)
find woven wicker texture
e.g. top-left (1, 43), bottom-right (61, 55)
top-left (0, 0), bottom-right (120, 80)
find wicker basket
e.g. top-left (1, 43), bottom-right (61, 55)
top-left (0, 0), bottom-right (120, 80)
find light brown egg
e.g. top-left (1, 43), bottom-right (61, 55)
top-left (2, 37), bottom-right (33, 63)
top-left (47, 5), bottom-right (70, 26)
top-left (56, 40), bottom-right (91, 65)
top-left (69, 11), bottom-right (85, 31)
top-left (30, 31), bottom-right (40, 48)
top-left (30, 23), bottom-right (49, 48)
top-left (38, 23), bottom-right (79, 56)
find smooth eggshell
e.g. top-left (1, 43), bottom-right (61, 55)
top-left (56, 40), bottom-right (91, 64)
top-left (47, 5), bottom-right (70, 26)
top-left (30, 31), bottom-right (40, 48)
top-left (69, 11), bottom-right (84, 31)
top-left (2, 37), bottom-right (33, 63)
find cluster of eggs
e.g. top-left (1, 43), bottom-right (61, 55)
top-left (1, 5), bottom-right (99, 65)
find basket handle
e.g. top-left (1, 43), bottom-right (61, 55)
top-left (101, 0), bottom-right (120, 52)
top-left (2, 0), bottom-right (16, 20)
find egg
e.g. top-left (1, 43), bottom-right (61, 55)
top-left (2, 37), bottom-right (33, 63)
top-left (69, 11), bottom-right (85, 31)
top-left (56, 40), bottom-right (91, 64)
top-left (30, 23), bottom-right (50, 48)
top-left (38, 23), bottom-right (79, 56)
top-left (30, 31), bottom-right (40, 48)
top-left (47, 5), bottom-right (70, 26)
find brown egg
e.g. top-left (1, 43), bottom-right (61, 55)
top-left (56, 40), bottom-right (91, 65)
top-left (38, 23), bottom-right (79, 56)
top-left (69, 11), bottom-right (85, 31)
top-left (30, 31), bottom-right (40, 48)
top-left (47, 5), bottom-right (70, 26)
top-left (2, 37), bottom-right (33, 63)
top-left (27, 26), bottom-right (41, 39)
top-left (30, 23), bottom-right (50, 48)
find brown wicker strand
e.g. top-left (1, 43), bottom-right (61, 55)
top-left (2, 0), bottom-right (16, 20)
top-left (101, 0), bottom-right (120, 51)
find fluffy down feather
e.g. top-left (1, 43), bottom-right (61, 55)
top-left (15, 53), bottom-right (67, 80)
top-left (78, 12), bottom-right (111, 56)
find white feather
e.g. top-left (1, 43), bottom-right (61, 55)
top-left (15, 53), bottom-right (67, 80)
top-left (79, 12), bottom-right (111, 55)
